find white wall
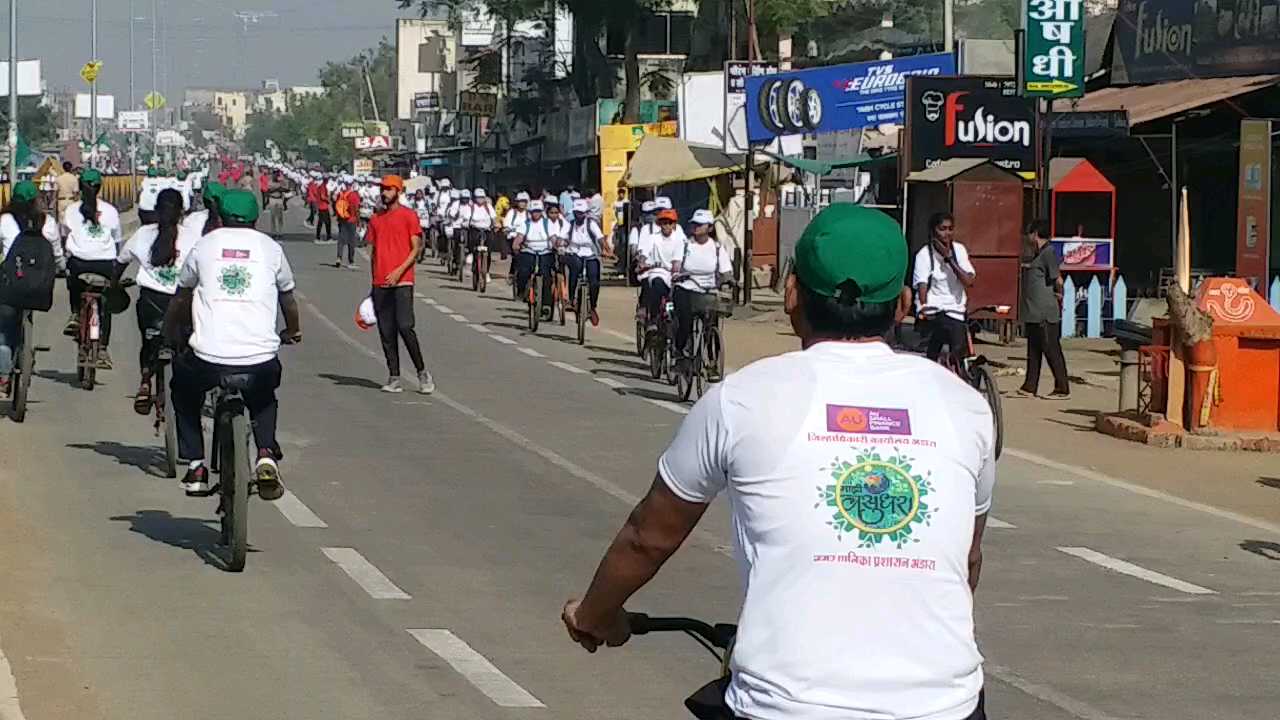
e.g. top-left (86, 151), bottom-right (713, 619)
top-left (396, 18), bottom-right (456, 121)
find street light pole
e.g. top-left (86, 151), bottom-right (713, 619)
top-left (7, 0), bottom-right (18, 187)
top-left (151, 0), bottom-right (158, 155)
top-left (944, 0), bottom-right (954, 53)
top-left (90, 0), bottom-right (98, 164)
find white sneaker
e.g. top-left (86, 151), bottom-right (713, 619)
top-left (417, 370), bottom-right (435, 395)
top-left (381, 377), bottom-right (404, 394)
top-left (486, 273), bottom-right (492, 284)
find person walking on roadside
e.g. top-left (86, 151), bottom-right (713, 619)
top-left (313, 177), bottom-right (333, 244)
top-left (335, 179), bottom-right (362, 269)
top-left (266, 172), bottom-right (288, 240)
top-left (1018, 220), bottom-right (1071, 400)
top-left (305, 172), bottom-right (320, 228)
top-left (365, 175), bottom-right (433, 395)
top-left (55, 161), bottom-right (79, 223)
top-left (258, 168), bottom-right (270, 207)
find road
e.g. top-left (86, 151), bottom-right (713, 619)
top-left (2, 208), bottom-right (1278, 720)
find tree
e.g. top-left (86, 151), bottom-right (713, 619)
top-left (0, 97), bottom-right (58, 147)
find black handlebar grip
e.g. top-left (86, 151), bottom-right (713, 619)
top-left (627, 612), bottom-right (653, 635)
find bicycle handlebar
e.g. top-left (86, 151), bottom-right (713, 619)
top-left (627, 613), bottom-right (736, 650)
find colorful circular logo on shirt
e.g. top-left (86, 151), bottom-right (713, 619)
top-left (834, 407), bottom-right (868, 433)
top-left (218, 265), bottom-right (252, 297)
top-left (819, 450), bottom-right (934, 548)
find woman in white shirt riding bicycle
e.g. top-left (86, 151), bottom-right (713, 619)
top-left (671, 209), bottom-right (732, 361)
top-left (61, 169), bottom-right (124, 369)
top-left (564, 199), bottom-right (612, 327)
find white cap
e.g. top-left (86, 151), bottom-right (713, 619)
top-left (690, 209), bottom-right (715, 225)
top-left (570, 191), bottom-right (582, 199)
top-left (655, 196), bottom-right (673, 210)
top-left (528, 199), bottom-right (544, 211)
top-left (572, 198), bottom-right (590, 213)
top-left (544, 195), bottom-right (560, 206)
top-left (460, 189), bottom-right (472, 199)
top-left (474, 188), bottom-right (486, 198)
top-left (516, 191), bottom-right (531, 202)
top-left (440, 178), bottom-right (452, 187)
top-left (641, 200), bottom-right (657, 213)
top-left (450, 189), bottom-right (461, 199)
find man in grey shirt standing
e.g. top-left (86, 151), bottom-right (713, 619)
top-left (1018, 220), bottom-right (1071, 399)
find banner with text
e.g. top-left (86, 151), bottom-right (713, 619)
top-left (1236, 118), bottom-right (1272, 288)
top-left (1115, 0), bottom-right (1280, 82)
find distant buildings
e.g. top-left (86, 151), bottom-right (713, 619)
top-left (182, 82), bottom-right (330, 138)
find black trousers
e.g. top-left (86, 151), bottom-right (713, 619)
top-left (564, 255), bottom-right (601, 312)
top-left (307, 203), bottom-right (316, 224)
top-left (372, 286), bottom-right (425, 377)
top-left (639, 277), bottom-right (671, 324)
top-left (315, 210), bottom-right (332, 241)
top-left (1024, 321), bottom-right (1071, 394)
top-left (67, 256), bottom-right (115, 347)
top-left (673, 286), bottom-right (718, 356)
top-left (337, 221), bottom-right (358, 263)
top-left (172, 353), bottom-right (282, 463)
top-left (135, 287), bottom-right (173, 373)
top-left (925, 314), bottom-right (969, 366)
top-left (514, 252), bottom-right (554, 309)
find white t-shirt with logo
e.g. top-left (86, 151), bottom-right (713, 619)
top-left (468, 202), bottom-right (497, 230)
top-left (62, 200), bottom-right (123, 261)
top-left (913, 243), bottom-right (976, 321)
top-left (178, 227), bottom-right (296, 367)
top-left (566, 219), bottom-right (604, 258)
top-left (117, 223), bottom-right (203, 295)
top-left (638, 230), bottom-right (685, 285)
top-left (518, 216), bottom-right (554, 254)
top-left (659, 341), bottom-right (995, 720)
top-left (676, 238), bottom-right (732, 292)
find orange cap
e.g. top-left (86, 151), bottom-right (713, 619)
top-left (656, 209), bottom-right (679, 223)
top-left (380, 174), bottom-right (405, 190)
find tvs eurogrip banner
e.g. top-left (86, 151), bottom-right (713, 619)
top-left (905, 76), bottom-right (1038, 179)
top-left (743, 53), bottom-right (955, 144)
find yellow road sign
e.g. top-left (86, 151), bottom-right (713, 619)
top-left (145, 92), bottom-right (167, 110)
top-left (1024, 79), bottom-right (1078, 95)
top-left (80, 61), bottom-right (103, 85)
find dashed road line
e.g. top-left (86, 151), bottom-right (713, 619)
top-left (433, 304), bottom-right (455, 314)
top-left (1037, 480), bottom-right (1076, 486)
top-left (594, 377), bottom-right (629, 389)
top-left (517, 347), bottom-right (545, 358)
top-left (491, 335), bottom-right (518, 346)
top-left (986, 666), bottom-right (1124, 720)
top-left (448, 314), bottom-right (469, 322)
top-left (407, 630), bottom-right (545, 708)
top-left (321, 547), bottom-right (412, 600)
top-left (0, 633), bottom-right (27, 720)
top-left (1056, 547), bottom-right (1217, 595)
top-left (987, 517), bottom-right (1017, 529)
top-left (641, 397), bottom-right (689, 415)
top-left (548, 361), bottom-right (588, 375)
top-left (468, 323), bottom-right (491, 333)
top-left (274, 490), bottom-right (328, 528)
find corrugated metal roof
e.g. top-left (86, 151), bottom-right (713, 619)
top-left (1066, 75), bottom-right (1280, 125)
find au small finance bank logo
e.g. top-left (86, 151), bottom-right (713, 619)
top-left (825, 405), bottom-right (911, 435)
top-left (818, 449), bottom-right (933, 549)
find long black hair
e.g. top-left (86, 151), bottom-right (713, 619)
top-left (202, 197), bottom-right (222, 235)
top-left (1, 197), bottom-right (46, 234)
top-left (149, 189), bottom-right (184, 268)
top-left (80, 180), bottom-right (102, 229)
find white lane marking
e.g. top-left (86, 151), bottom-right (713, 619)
top-left (274, 491), bottom-right (328, 528)
top-left (1018, 595), bottom-right (1070, 601)
top-left (0, 633), bottom-right (28, 720)
top-left (415, 294), bottom-right (435, 304)
top-left (321, 548), bottom-right (411, 600)
top-left (602, 328), bottom-right (634, 344)
top-left (468, 323), bottom-right (492, 334)
top-left (594, 377), bottom-right (629, 389)
top-left (986, 666), bottom-right (1125, 720)
top-left (987, 517), bottom-right (1016, 529)
top-left (548, 361), bottom-right (588, 375)
top-left (434, 304), bottom-right (455, 314)
top-left (1056, 547), bottom-right (1217, 595)
top-left (407, 630), bottom-right (545, 708)
top-left (1214, 618), bottom-right (1280, 625)
top-left (1037, 480), bottom-right (1076, 486)
top-left (491, 335), bottom-right (518, 346)
top-left (1006, 448), bottom-right (1280, 536)
top-left (448, 314), bottom-right (469, 322)
top-left (642, 397), bottom-right (689, 415)
top-left (517, 347), bottom-right (545, 358)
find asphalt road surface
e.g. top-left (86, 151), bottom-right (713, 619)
top-left (2, 209), bottom-right (1278, 720)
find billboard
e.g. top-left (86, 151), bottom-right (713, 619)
top-left (117, 110), bottom-right (150, 132)
top-left (905, 76), bottom-right (1037, 179)
top-left (0, 60), bottom-right (41, 97)
top-left (744, 53), bottom-right (955, 144)
top-left (74, 94), bottom-right (115, 119)
top-left (1115, 0), bottom-right (1280, 82)
top-left (1236, 118), bottom-right (1271, 288)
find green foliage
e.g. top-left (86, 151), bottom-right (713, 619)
top-left (0, 98), bottom-right (57, 147)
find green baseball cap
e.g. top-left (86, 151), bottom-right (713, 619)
top-left (794, 204), bottom-right (906, 304)
top-left (218, 190), bottom-right (260, 223)
top-left (12, 181), bottom-right (39, 203)
top-left (80, 168), bottom-right (103, 185)
top-left (203, 181), bottom-right (227, 201)
top-left (146, 167), bottom-right (159, 177)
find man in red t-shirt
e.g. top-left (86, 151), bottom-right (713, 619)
top-left (313, 177), bottom-right (333, 243)
top-left (334, 180), bottom-right (362, 269)
top-left (365, 174), bottom-right (433, 394)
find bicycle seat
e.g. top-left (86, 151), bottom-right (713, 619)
top-left (218, 373), bottom-right (256, 392)
top-left (78, 273), bottom-right (112, 288)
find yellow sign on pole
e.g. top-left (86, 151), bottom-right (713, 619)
top-left (80, 61), bottom-right (103, 85)
top-left (144, 92), bottom-right (167, 111)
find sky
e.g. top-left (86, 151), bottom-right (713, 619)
top-left (5, 0), bottom-right (428, 107)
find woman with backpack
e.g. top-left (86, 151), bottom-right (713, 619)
top-left (115, 189), bottom-right (200, 414)
top-left (0, 181), bottom-right (62, 398)
top-left (61, 169), bottom-right (124, 369)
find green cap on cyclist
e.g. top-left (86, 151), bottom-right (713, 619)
top-left (218, 190), bottom-right (260, 225)
top-left (793, 203), bottom-right (905, 305)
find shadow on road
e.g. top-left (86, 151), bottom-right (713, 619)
top-left (1239, 540), bottom-right (1280, 561)
top-left (317, 372), bottom-right (382, 390)
top-left (37, 368), bottom-right (87, 389)
top-left (67, 441), bottom-right (167, 477)
top-left (1257, 477), bottom-right (1280, 491)
top-left (109, 509), bottom-right (253, 571)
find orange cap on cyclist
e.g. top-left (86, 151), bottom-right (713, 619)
top-left (656, 209), bottom-right (678, 223)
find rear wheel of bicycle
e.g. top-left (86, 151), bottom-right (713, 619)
top-left (11, 312), bottom-right (34, 422)
top-left (576, 284), bottom-right (590, 345)
top-left (81, 340), bottom-right (98, 392)
top-left (634, 317), bottom-right (645, 357)
top-left (159, 365), bottom-right (178, 479)
top-left (557, 275), bottom-right (567, 326)
top-left (477, 253), bottom-right (489, 294)
top-left (975, 365), bottom-right (1004, 460)
top-left (706, 323), bottom-right (725, 383)
top-left (675, 329), bottom-right (696, 403)
top-left (529, 275), bottom-right (542, 332)
top-left (647, 334), bottom-right (664, 379)
top-left (219, 410), bottom-right (250, 572)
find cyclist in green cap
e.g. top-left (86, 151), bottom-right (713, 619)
top-left (165, 189), bottom-right (302, 500)
top-left (1, 181), bottom-right (63, 397)
top-left (61, 168), bottom-right (124, 368)
top-left (185, 181), bottom-right (226, 236)
top-left (565, 204), bottom-right (995, 720)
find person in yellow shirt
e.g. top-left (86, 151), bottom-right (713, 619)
top-left (494, 191), bottom-right (510, 230)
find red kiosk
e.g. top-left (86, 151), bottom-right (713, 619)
top-left (1049, 158), bottom-right (1117, 276)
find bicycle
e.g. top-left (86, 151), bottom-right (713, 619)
top-left (205, 373), bottom-right (255, 572)
top-left (553, 254), bottom-right (569, 327)
top-left (444, 229), bottom-right (460, 278)
top-left (525, 253), bottom-right (553, 333)
top-left (143, 327), bottom-right (179, 478)
top-left (571, 257), bottom-right (603, 346)
top-left (672, 283), bottom-right (734, 403)
top-left (454, 230), bottom-right (467, 285)
top-left (914, 306), bottom-right (1006, 459)
top-left (470, 229), bottom-right (491, 294)
top-left (75, 273), bottom-right (113, 392)
top-left (645, 297), bottom-right (676, 382)
top-left (627, 613), bottom-right (737, 720)
top-left (7, 309), bottom-right (37, 423)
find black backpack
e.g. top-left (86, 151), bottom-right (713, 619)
top-left (0, 229), bottom-right (57, 311)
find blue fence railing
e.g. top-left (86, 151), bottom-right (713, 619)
top-left (1059, 273), bottom-right (1280, 339)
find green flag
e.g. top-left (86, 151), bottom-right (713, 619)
top-left (14, 133), bottom-right (31, 168)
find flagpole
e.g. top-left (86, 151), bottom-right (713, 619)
top-left (8, 0), bottom-right (18, 187)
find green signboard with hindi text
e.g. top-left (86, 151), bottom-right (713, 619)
top-left (1021, 0), bottom-right (1085, 98)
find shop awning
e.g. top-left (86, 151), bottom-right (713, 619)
top-left (904, 158), bottom-right (990, 182)
top-left (763, 150), bottom-right (898, 176)
top-left (622, 136), bottom-right (743, 188)
top-left (1065, 75), bottom-right (1280, 126)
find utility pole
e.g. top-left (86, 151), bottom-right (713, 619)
top-left (944, 0), bottom-right (955, 53)
top-left (746, 0), bottom-right (758, 60)
top-left (151, 0), bottom-right (158, 154)
top-left (7, 0), bottom-right (18, 186)
top-left (90, 0), bottom-right (98, 164)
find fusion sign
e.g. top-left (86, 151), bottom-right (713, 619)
top-left (1115, 0), bottom-right (1280, 82)
top-left (744, 53), bottom-right (955, 143)
top-left (906, 77), bottom-right (1037, 178)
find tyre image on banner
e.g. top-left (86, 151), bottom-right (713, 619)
top-left (756, 78), bottom-right (826, 135)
